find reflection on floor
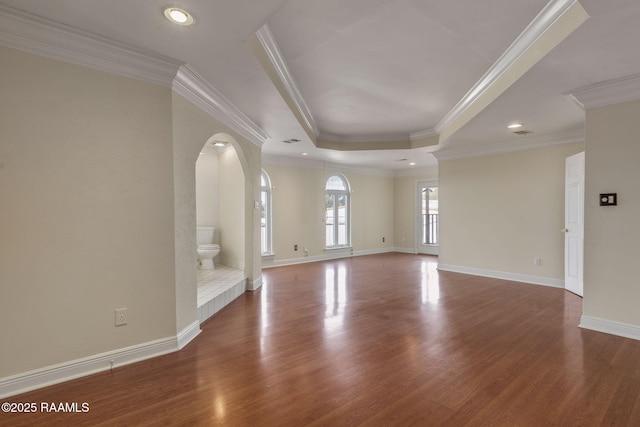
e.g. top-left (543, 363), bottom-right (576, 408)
top-left (197, 265), bottom-right (246, 324)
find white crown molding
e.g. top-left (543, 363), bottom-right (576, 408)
top-left (0, 4), bottom-right (182, 87)
top-left (580, 316), bottom-right (640, 341)
top-left (565, 73), bottom-right (640, 109)
top-left (435, 0), bottom-right (581, 138)
top-left (433, 129), bottom-right (585, 161)
top-left (0, 321), bottom-right (201, 399)
top-left (254, 24), bottom-right (438, 147)
top-left (173, 65), bottom-right (269, 147)
top-left (0, 5), bottom-right (270, 147)
top-left (255, 0), bottom-right (582, 149)
top-left (255, 24), bottom-right (319, 137)
top-left (318, 131), bottom-right (410, 143)
top-left (410, 128), bottom-right (438, 141)
top-left (262, 153), bottom-right (394, 177)
top-left (393, 164), bottom-right (439, 178)
top-left (437, 264), bottom-right (565, 289)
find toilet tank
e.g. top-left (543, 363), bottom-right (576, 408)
top-left (196, 226), bottom-right (215, 244)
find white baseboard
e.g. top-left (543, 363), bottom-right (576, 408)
top-left (580, 316), bottom-right (640, 341)
top-left (0, 321), bottom-right (201, 399)
top-left (248, 276), bottom-right (263, 291)
top-left (177, 320), bottom-right (201, 349)
top-left (393, 247), bottom-right (417, 254)
top-left (262, 248), bottom-right (394, 268)
top-left (437, 263), bottom-right (565, 288)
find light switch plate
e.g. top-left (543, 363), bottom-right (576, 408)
top-left (600, 193), bottom-right (617, 206)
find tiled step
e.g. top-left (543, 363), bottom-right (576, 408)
top-left (197, 265), bottom-right (246, 324)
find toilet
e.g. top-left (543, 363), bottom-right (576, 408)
top-left (196, 226), bottom-right (221, 270)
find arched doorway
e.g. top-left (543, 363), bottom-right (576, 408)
top-left (171, 93), bottom-right (262, 345)
top-left (194, 133), bottom-right (248, 323)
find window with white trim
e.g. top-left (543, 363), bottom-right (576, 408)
top-left (325, 175), bottom-right (350, 248)
top-left (261, 170), bottom-right (273, 255)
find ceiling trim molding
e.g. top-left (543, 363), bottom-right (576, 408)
top-left (0, 4), bottom-right (182, 87)
top-left (254, 24), bottom-right (319, 137)
top-left (318, 132), bottom-right (410, 144)
top-left (565, 73), bottom-right (640, 109)
top-left (433, 129), bottom-right (585, 161)
top-left (0, 4), bottom-right (269, 148)
top-left (173, 66), bottom-right (269, 147)
top-left (262, 153), bottom-right (394, 177)
top-left (393, 165), bottom-right (439, 178)
top-left (410, 128), bottom-right (438, 141)
top-left (435, 0), bottom-right (585, 140)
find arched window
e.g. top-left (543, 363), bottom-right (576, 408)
top-left (261, 170), bottom-right (273, 255)
top-left (325, 175), bottom-right (350, 248)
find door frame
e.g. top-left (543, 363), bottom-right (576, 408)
top-left (564, 151), bottom-right (584, 297)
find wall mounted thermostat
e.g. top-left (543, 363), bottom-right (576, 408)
top-left (600, 193), bottom-right (617, 206)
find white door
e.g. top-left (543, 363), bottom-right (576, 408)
top-left (564, 152), bottom-right (584, 296)
top-left (417, 181), bottom-right (438, 255)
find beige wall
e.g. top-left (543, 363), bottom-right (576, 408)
top-left (171, 95), bottom-right (262, 331)
top-left (438, 143), bottom-right (584, 281)
top-left (584, 100), bottom-right (640, 326)
top-left (262, 163), bottom-right (395, 262)
top-left (219, 148), bottom-right (245, 269)
top-left (0, 45), bottom-right (263, 381)
top-left (393, 171), bottom-right (439, 252)
top-left (0, 46), bottom-right (176, 376)
top-left (195, 147), bottom-right (219, 227)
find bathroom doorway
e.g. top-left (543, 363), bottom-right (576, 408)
top-left (195, 133), bottom-right (246, 323)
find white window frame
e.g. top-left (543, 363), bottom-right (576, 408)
top-left (261, 170), bottom-right (273, 255)
top-left (415, 179), bottom-right (439, 256)
top-left (325, 174), bottom-right (351, 249)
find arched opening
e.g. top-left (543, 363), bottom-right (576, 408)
top-left (194, 133), bottom-right (247, 323)
top-left (325, 174), bottom-right (351, 249)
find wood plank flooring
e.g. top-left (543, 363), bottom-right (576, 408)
top-left (3, 253), bottom-right (640, 426)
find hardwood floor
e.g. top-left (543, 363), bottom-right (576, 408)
top-left (3, 253), bottom-right (640, 426)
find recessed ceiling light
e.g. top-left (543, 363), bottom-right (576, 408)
top-left (409, 162), bottom-right (416, 166)
top-left (164, 7), bottom-right (194, 25)
top-left (301, 152), bottom-right (309, 156)
top-left (507, 123), bottom-right (523, 129)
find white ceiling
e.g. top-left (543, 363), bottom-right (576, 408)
top-left (2, 0), bottom-right (640, 171)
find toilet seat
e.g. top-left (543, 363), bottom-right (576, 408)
top-left (197, 244), bottom-right (220, 250)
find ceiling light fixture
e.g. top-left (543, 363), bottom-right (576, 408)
top-left (507, 123), bottom-right (523, 129)
top-left (409, 162), bottom-right (416, 166)
top-left (301, 152), bottom-right (309, 156)
top-left (164, 7), bottom-right (194, 25)
top-left (208, 140), bottom-right (227, 147)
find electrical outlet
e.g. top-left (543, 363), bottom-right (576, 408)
top-left (294, 244), bottom-right (298, 251)
top-left (382, 237), bottom-right (385, 242)
top-left (534, 257), bottom-right (541, 266)
top-left (115, 308), bottom-right (128, 326)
